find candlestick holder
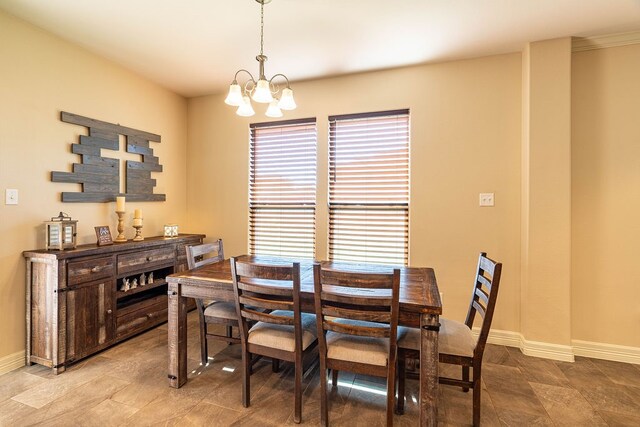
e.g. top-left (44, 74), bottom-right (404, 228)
top-left (114, 211), bottom-right (127, 242)
top-left (132, 223), bottom-right (144, 241)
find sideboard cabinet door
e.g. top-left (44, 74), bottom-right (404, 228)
top-left (65, 279), bottom-right (115, 361)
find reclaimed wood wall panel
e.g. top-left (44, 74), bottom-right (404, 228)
top-left (52, 111), bottom-right (165, 203)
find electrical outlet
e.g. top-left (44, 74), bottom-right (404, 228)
top-left (5, 189), bottom-right (18, 205)
top-left (479, 192), bottom-right (494, 207)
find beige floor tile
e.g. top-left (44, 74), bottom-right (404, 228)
top-left (0, 370), bottom-right (47, 403)
top-left (591, 358), bottom-right (640, 388)
top-left (74, 399), bottom-right (139, 427)
top-left (529, 381), bottom-right (607, 426)
top-left (175, 401), bottom-right (242, 426)
top-left (597, 409), bottom-right (640, 426)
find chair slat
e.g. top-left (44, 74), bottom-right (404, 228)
top-left (239, 294), bottom-right (293, 311)
top-left (478, 257), bottom-right (496, 276)
top-left (238, 278), bottom-right (293, 296)
top-left (186, 240), bottom-right (224, 270)
top-left (321, 289), bottom-right (393, 306)
top-left (320, 269), bottom-right (395, 289)
top-left (241, 309), bottom-right (294, 325)
top-left (471, 300), bottom-right (486, 319)
top-left (474, 287), bottom-right (490, 306)
top-left (322, 306), bottom-right (391, 323)
top-left (235, 262), bottom-right (294, 281)
top-left (476, 274), bottom-right (492, 291)
top-left (324, 319), bottom-right (390, 338)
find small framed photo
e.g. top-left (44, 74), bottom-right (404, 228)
top-left (95, 226), bottom-right (113, 246)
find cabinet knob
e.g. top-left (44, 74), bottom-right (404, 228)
top-left (91, 266), bottom-right (100, 273)
top-left (146, 257), bottom-right (152, 262)
top-left (107, 309), bottom-right (113, 314)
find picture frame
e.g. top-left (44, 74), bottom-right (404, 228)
top-left (95, 226), bottom-right (113, 246)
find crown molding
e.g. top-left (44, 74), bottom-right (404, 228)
top-left (572, 31), bottom-right (640, 52)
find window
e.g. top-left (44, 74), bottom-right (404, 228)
top-left (249, 118), bottom-right (317, 258)
top-left (328, 109), bottom-right (410, 265)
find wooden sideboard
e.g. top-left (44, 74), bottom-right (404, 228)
top-left (24, 234), bottom-right (204, 373)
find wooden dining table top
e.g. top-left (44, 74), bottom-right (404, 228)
top-left (167, 255), bottom-right (442, 317)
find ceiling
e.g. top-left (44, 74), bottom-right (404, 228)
top-left (2, 0), bottom-right (640, 97)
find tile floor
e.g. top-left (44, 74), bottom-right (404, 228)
top-left (1, 312), bottom-right (640, 426)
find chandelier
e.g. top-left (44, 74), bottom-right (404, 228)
top-left (224, 0), bottom-right (296, 118)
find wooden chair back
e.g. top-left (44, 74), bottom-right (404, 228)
top-left (464, 252), bottom-right (502, 358)
top-left (230, 258), bottom-right (303, 349)
top-left (186, 239), bottom-right (224, 270)
top-left (313, 263), bottom-right (401, 351)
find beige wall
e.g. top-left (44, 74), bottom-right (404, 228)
top-left (521, 38), bottom-right (572, 346)
top-left (188, 53), bottom-right (523, 333)
top-left (0, 11), bottom-right (188, 360)
top-left (571, 44), bottom-right (640, 347)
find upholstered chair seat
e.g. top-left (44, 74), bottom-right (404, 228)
top-left (398, 318), bottom-right (476, 357)
top-left (248, 310), bottom-right (317, 352)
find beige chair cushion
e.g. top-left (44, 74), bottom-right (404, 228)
top-left (397, 318), bottom-right (476, 357)
top-left (248, 310), bottom-right (317, 352)
top-left (204, 301), bottom-right (237, 320)
top-left (326, 319), bottom-right (391, 367)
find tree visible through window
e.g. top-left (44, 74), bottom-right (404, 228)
top-left (249, 118), bottom-right (317, 258)
top-left (328, 110), bottom-right (410, 265)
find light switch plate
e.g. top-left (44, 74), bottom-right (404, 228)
top-left (5, 189), bottom-right (18, 205)
top-left (479, 192), bottom-right (494, 207)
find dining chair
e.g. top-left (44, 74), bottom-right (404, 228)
top-left (313, 263), bottom-right (401, 427)
top-left (396, 252), bottom-right (502, 427)
top-left (230, 257), bottom-right (318, 424)
top-left (186, 240), bottom-right (240, 366)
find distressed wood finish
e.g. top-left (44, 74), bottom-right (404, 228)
top-left (397, 252), bottom-right (502, 427)
top-left (24, 234), bottom-right (204, 373)
top-left (166, 256), bottom-right (442, 425)
top-left (185, 240), bottom-right (239, 366)
top-left (53, 111), bottom-right (165, 202)
top-left (313, 264), bottom-right (400, 426)
top-left (230, 258), bottom-right (318, 424)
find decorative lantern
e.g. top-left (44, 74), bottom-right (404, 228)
top-left (45, 212), bottom-right (78, 250)
top-left (164, 224), bottom-right (179, 238)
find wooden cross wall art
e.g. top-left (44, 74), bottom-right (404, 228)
top-left (51, 112), bottom-right (166, 203)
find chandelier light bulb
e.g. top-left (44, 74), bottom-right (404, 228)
top-left (278, 87), bottom-right (297, 110)
top-left (236, 96), bottom-right (256, 117)
top-left (265, 99), bottom-right (283, 118)
top-left (224, 83), bottom-right (243, 106)
top-left (252, 79), bottom-right (274, 103)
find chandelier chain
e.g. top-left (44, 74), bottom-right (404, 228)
top-left (260, 1), bottom-right (264, 56)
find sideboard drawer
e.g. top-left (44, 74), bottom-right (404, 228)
top-left (116, 297), bottom-right (167, 339)
top-left (68, 256), bottom-right (114, 286)
top-left (117, 247), bottom-right (175, 276)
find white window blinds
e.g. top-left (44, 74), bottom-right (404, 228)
top-left (328, 110), bottom-right (410, 265)
top-left (249, 118), bottom-right (317, 258)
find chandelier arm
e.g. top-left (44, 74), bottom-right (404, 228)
top-left (269, 73), bottom-right (291, 88)
top-left (234, 69), bottom-right (257, 83)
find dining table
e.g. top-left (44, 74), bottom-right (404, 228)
top-left (166, 255), bottom-right (442, 426)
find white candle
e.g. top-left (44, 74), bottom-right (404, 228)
top-left (116, 196), bottom-right (126, 212)
top-left (133, 218), bottom-right (142, 227)
top-left (134, 208), bottom-right (142, 219)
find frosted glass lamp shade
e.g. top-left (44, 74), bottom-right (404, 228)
top-left (278, 88), bottom-right (296, 110)
top-left (224, 83), bottom-right (243, 106)
top-left (252, 79), bottom-right (274, 103)
top-left (265, 100), bottom-right (283, 118)
top-left (236, 96), bottom-right (255, 117)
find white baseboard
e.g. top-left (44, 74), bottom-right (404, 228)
top-left (472, 328), bottom-right (574, 362)
top-left (471, 327), bottom-right (640, 364)
top-left (520, 337), bottom-right (575, 362)
top-left (0, 351), bottom-right (26, 376)
top-left (572, 339), bottom-right (640, 365)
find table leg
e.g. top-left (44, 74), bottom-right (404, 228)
top-left (420, 313), bottom-right (440, 426)
top-left (168, 281), bottom-right (188, 388)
